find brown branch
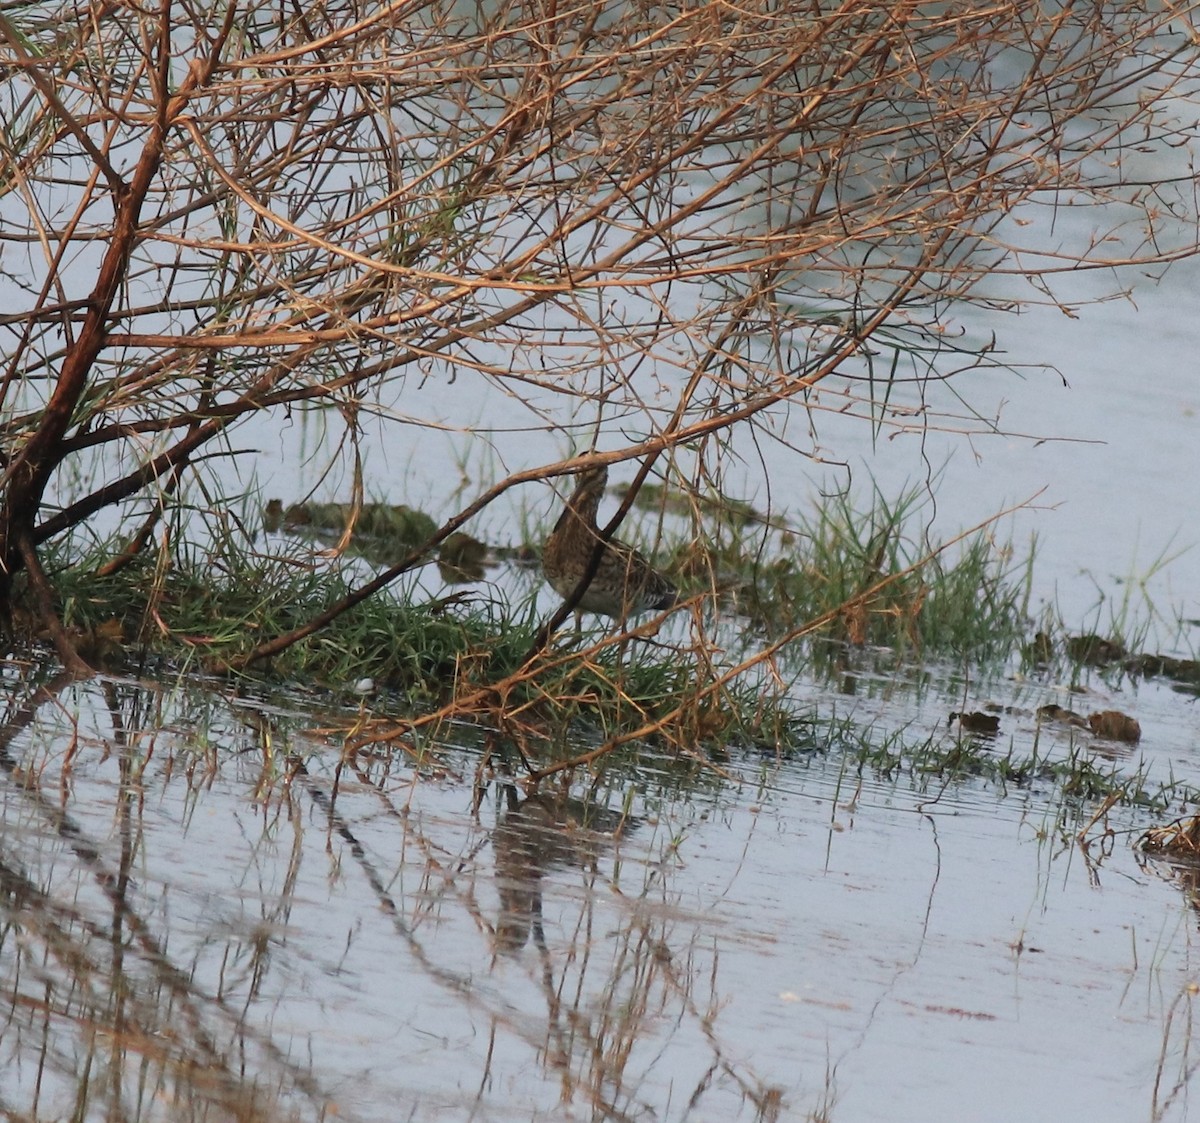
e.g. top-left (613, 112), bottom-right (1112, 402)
top-left (15, 533), bottom-right (93, 677)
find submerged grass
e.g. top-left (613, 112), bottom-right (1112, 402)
top-left (827, 711), bottom-right (1199, 820)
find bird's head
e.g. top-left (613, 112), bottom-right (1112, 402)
top-left (571, 464), bottom-right (609, 501)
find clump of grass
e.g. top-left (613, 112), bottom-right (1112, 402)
top-left (39, 529), bottom-right (524, 696)
top-left (26, 474), bottom-right (1045, 749)
top-left (32, 522), bottom-right (804, 760)
top-left (678, 481), bottom-right (1033, 666)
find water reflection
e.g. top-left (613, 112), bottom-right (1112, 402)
top-left (2, 662), bottom-right (1196, 1121)
top-left (484, 782), bottom-right (786, 1121)
top-left (492, 788), bottom-right (629, 955)
top-left (0, 670), bottom-right (789, 1122)
top-left (0, 671), bottom-right (323, 1122)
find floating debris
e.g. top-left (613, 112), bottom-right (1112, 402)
top-left (1066, 633), bottom-right (1126, 666)
top-left (949, 710), bottom-right (1001, 736)
top-left (1140, 816), bottom-right (1200, 860)
top-left (1086, 709), bottom-right (1141, 744)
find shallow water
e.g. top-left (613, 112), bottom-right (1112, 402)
top-left (0, 22), bottom-right (1195, 1123)
top-left (5, 35), bottom-right (1200, 1123)
top-left (8, 253), bottom-right (1200, 1123)
top-left (1, 668), bottom-right (1197, 1122)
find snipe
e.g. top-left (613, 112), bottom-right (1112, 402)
top-left (542, 465), bottom-right (677, 629)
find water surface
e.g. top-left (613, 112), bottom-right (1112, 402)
top-left (1, 670), bottom-right (1196, 1121)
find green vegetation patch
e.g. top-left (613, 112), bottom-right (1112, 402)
top-left (671, 481), bottom-right (1034, 666)
top-left (16, 480), bottom-right (1193, 820)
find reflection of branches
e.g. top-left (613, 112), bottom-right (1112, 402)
top-left (1150, 970), bottom-right (1200, 1123)
top-left (486, 785), bottom-right (792, 1119)
top-left (0, 673), bottom-right (834, 1118)
top-left (292, 725), bottom-right (793, 1118)
top-left (0, 676), bottom-right (330, 1120)
top-left (492, 788), bottom-right (626, 955)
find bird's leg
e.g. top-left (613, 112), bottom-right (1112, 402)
top-left (613, 612), bottom-right (632, 667)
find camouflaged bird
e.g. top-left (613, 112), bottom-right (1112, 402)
top-left (542, 466), bottom-right (677, 627)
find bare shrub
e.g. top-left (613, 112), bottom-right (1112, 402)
top-left (1, 0), bottom-right (1197, 667)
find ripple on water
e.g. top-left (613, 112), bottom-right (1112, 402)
top-left (0, 668), bottom-right (1196, 1121)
